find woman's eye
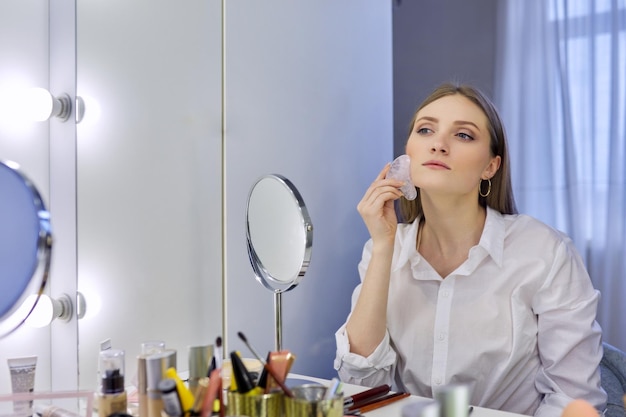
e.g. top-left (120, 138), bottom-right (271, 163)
top-left (417, 127), bottom-right (431, 134)
top-left (457, 132), bottom-right (474, 141)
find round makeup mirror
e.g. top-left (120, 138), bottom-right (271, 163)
top-left (0, 160), bottom-right (52, 338)
top-left (246, 174), bottom-right (313, 350)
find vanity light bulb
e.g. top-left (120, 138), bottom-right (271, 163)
top-left (25, 294), bottom-right (54, 328)
top-left (26, 88), bottom-right (56, 122)
top-left (25, 294), bottom-right (73, 328)
top-left (21, 88), bottom-right (71, 122)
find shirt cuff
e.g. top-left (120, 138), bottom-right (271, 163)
top-left (334, 323), bottom-right (396, 379)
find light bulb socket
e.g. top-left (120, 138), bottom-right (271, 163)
top-left (53, 293), bottom-right (73, 322)
top-left (53, 94), bottom-right (72, 122)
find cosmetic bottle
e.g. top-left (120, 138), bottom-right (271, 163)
top-left (145, 350), bottom-right (177, 417)
top-left (98, 349), bottom-right (128, 417)
top-left (187, 345), bottom-right (213, 393)
top-left (158, 378), bottom-right (183, 417)
top-left (7, 356), bottom-right (37, 417)
top-left (434, 383), bottom-right (470, 417)
top-left (137, 344), bottom-right (169, 417)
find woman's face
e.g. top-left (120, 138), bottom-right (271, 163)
top-left (405, 94), bottom-right (500, 198)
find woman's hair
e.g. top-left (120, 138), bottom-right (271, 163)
top-left (398, 82), bottom-right (518, 223)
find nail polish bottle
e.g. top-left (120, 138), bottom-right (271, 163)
top-left (98, 349), bottom-right (128, 417)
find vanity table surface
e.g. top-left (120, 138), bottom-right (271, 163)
top-left (287, 374), bottom-right (526, 417)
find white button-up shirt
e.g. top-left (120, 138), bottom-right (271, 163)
top-left (334, 207), bottom-right (606, 416)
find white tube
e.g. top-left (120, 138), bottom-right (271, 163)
top-left (34, 405), bottom-right (82, 417)
top-left (7, 356), bottom-right (37, 417)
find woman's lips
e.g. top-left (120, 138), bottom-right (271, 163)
top-left (422, 160), bottom-right (450, 169)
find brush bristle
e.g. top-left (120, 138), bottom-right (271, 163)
top-left (237, 331), bottom-right (247, 343)
top-left (216, 336), bottom-right (222, 347)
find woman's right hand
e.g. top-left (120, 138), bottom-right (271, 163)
top-left (357, 164), bottom-right (405, 245)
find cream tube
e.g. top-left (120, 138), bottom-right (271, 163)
top-left (34, 405), bottom-right (83, 417)
top-left (7, 356), bottom-right (37, 417)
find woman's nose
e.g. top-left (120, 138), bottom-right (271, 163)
top-left (430, 136), bottom-right (448, 154)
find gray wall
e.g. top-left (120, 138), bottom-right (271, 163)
top-left (392, 0), bottom-right (498, 156)
top-left (224, 1), bottom-right (393, 380)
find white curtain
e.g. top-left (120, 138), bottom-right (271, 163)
top-left (494, 0), bottom-right (626, 350)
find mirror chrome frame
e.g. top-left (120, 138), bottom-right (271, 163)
top-left (0, 160), bottom-right (52, 339)
top-left (245, 174), bottom-right (313, 293)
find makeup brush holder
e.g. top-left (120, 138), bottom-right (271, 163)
top-left (226, 391), bottom-right (284, 417)
top-left (284, 385), bottom-right (343, 417)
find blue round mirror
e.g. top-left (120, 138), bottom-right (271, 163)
top-left (246, 174), bottom-right (313, 293)
top-left (0, 160), bottom-right (52, 338)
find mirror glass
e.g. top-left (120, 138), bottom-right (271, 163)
top-left (246, 174), bottom-right (313, 293)
top-left (0, 160), bottom-right (52, 338)
top-left (76, 1), bottom-right (223, 391)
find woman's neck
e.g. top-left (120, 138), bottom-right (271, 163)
top-left (418, 197), bottom-right (487, 259)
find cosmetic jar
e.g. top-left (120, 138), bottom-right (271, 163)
top-left (145, 350), bottom-right (177, 417)
top-left (97, 349), bottom-right (127, 417)
top-left (188, 345), bottom-right (214, 393)
top-left (226, 391), bottom-right (284, 417)
top-left (284, 385), bottom-right (343, 417)
top-left (433, 384), bottom-right (471, 417)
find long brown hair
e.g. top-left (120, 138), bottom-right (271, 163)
top-left (398, 83), bottom-right (517, 223)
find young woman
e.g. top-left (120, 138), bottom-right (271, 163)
top-left (334, 83), bottom-right (607, 416)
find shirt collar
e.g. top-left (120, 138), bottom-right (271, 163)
top-left (479, 206), bottom-right (505, 268)
top-left (392, 206), bottom-right (506, 273)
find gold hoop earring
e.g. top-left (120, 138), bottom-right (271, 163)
top-left (479, 178), bottom-right (491, 198)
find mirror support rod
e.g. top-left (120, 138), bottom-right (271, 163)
top-left (274, 292), bottom-right (282, 351)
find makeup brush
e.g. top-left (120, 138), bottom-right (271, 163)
top-left (214, 336), bottom-right (223, 369)
top-left (237, 331), bottom-right (294, 398)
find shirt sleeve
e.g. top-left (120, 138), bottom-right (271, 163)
top-left (333, 239), bottom-right (398, 387)
top-left (532, 237), bottom-right (607, 417)
top-left (334, 318), bottom-right (397, 386)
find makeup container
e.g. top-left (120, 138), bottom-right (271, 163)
top-left (158, 379), bottom-right (183, 417)
top-left (190, 377), bottom-right (209, 415)
top-left (97, 349), bottom-right (127, 417)
top-left (164, 368), bottom-right (194, 413)
top-left (284, 385), bottom-right (342, 417)
top-left (226, 391), bottom-right (284, 417)
top-left (145, 350), bottom-right (177, 417)
top-left (136, 356), bottom-right (148, 417)
top-left (187, 345), bottom-right (213, 394)
top-left (7, 356), bottom-right (37, 417)
top-left (433, 384), bottom-right (471, 417)
top-left (136, 342), bottom-right (167, 417)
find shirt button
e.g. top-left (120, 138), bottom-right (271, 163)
top-left (435, 378), bottom-right (442, 385)
top-left (438, 333), bottom-right (445, 341)
top-left (442, 290), bottom-right (450, 297)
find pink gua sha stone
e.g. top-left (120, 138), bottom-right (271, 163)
top-left (385, 154), bottom-right (417, 200)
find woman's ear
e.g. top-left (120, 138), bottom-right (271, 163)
top-left (484, 155), bottom-right (501, 179)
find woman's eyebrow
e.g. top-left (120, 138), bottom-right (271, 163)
top-left (416, 117), bottom-right (482, 132)
top-left (454, 120), bottom-right (481, 132)
top-left (415, 116), bottom-right (437, 124)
